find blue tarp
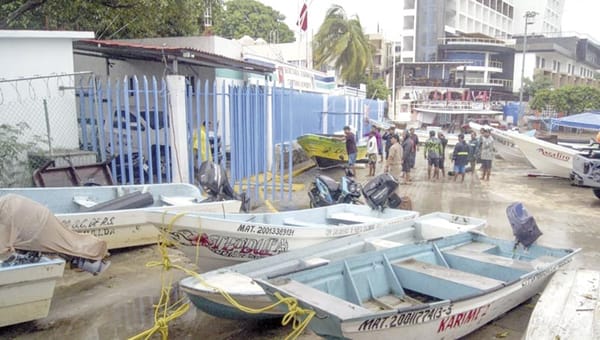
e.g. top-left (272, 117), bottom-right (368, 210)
top-left (550, 111), bottom-right (600, 130)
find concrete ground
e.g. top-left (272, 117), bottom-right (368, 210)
top-left (1, 153), bottom-right (599, 340)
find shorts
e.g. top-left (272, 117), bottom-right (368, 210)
top-left (454, 164), bottom-right (466, 174)
top-left (402, 160), bottom-right (411, 172)
top-left (439, 157), bottom-right (445, 169)
top-left (348, 153), bottom-right (357, 166)
top-left (378, 146), bottom-right (383, 156)
top-left (368, 153), bottom-right (377, 164)
top-left (480, 159), bottom-right (492, 169)
top-left (427, 158), bottom-right (440, 167)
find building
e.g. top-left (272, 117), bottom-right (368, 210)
top-left (512, 0), bottom-right (564, 35)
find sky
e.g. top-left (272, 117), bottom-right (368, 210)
top-left (257, 0), bottom-right (600, 42)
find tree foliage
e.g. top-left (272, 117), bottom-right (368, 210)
top-left (523, 74), bottom-right (552, 99)
top-left (213, 0), bottom-right (294, 42)
top-left (312, 5), bottom-right (372, 85)
top-left (529, 86), bottom-right (600, 115)
top-left (367, 78), bottom-right (389, 100)
top-left (0, 0), bottom-right (210, 38)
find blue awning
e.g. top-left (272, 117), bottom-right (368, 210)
top-left (550, 111), bottom-right (600, 130)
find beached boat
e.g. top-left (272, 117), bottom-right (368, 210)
top-left (0, 184), bottom-right (241, 250)
top-left (414, 127), bottom-right (459, 147)
top-left (0, 256), bottom-right (65, 327)
top-left (179, 212), bottom-right (487, 320)
top-left (524, 269), bottom-right (600, 339)
top-left (256, 232), bottom-right (579, 340)
top-left (570, 144), bottom-right (600, 199)
top-left (508, 131), bottom-right (579, 178)
top-left (146, 204), bottom-right (419, 271)
top-left (469, 122), bottom-right (532, 165)
top-left (296, 133), bottom-right (368, 169)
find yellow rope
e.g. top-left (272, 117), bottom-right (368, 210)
top-left (128, 212), bottom-right (315, 340)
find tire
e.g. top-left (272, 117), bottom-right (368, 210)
top-left (593, 188), bottom-right (600, 200)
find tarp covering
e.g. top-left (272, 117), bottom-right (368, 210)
top-left (551, 111), bottom-right (600, 130)
top-left (0, 194), bottom-right (108, 260)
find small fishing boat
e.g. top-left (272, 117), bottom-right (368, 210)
top-left (414, 127), bottom-right (459, 147)
top-left (296, 133), bottom-right (368, 169)
top-left (0, 256), bottom-right (65, 327)
top-left (570, 144), bottom-right (600, 199)
top-left (508, 131), bottom-right (579, 178)
top-left (469, 122), bottom-right (532, 165)
top-left (0, 184), bottom-right (241, 249)
top-left (524, 269), bottom-right (600, 339)
top-left (256, 232), bottom-right (579, 340)
top-left (147, 204), bottom-right (419, 271)
top-left (178, 212), bottom-right (486, 320)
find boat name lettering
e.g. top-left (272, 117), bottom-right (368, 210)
top-left (171, 230), bottom-right (289, 259)
top-left (79, 227), bottom-right (116, 237)
top-left (521, 260), bottom-right (570, 287)
top-left (236, 224), bottom-right (294, 237)
top-left (357, 305), bottom-right (452, 331)
top-left (437, 304), bottom-right (490, 333)
top-left (326, 224), bottom-right (377, 237)
top-left (62, 216), bottom-right (116, 230)
top-left (536, 148), bottom-right (570, 162)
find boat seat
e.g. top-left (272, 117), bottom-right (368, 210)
top-left (452, 242), bottom-right (498, 253)
top-left (327, 212), bottom-right (383, 224)
top-left (443, 248), bottom-right (536, 272)
top-left (366, 239), bottom-right (404, 251)
top-left (268, 279), bottom-right (372, 319)
top-left (283, 218), bottom-right (317, 227)
top-left (392, 259), bottom-right (504, 299)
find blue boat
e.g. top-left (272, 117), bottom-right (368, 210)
top-left (256, 231), bottom-right (579, 339)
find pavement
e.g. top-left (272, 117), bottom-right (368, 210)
top-left (1, 152), bottom-right (599, 340)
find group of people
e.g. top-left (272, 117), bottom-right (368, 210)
top-left (341, 124), bottom-right (495, 184)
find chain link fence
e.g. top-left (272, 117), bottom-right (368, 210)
top-left (0, 72), bottom-right (97, 187)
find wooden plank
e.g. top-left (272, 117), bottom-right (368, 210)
top-left (271, 279), bottom-right (372, 319)
top-left (393, 259), bottom-right (504, 291)
top-left (452, 241), bottom-right (498, 253)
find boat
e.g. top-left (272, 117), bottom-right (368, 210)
top-left (0, 184), bottom-right (242, 250)
top-left (178, 212), bottom-right (487, 320)
top-left (413, 127), bottom-right (459, 146)
top-left (146, 204), bottom-right (419, 271)
top-left (296, 133), bottom-right (368, 169)
top-left (469, 121), bottom-right (532, 165)
top-left (256, 231), bottom-right (579, 340)
top-left (507, 131), bottom-right (580, 178)
top-left (0, 256), bottom-right (65, 327)
top-left (570, 143), bottom-right (600, 199)
top-left (524, 269), bottom-right (600, 339)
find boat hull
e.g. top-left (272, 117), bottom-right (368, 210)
top-left (508, 132), bottom-right (577, 178)
top-left (180, 212), bottom-right (486, 320)
top-left (148, 204), bottom-right (419, 272)
top-left (297, 134), bottom-right (368, 168)
top-left (524, 269), bottom-right (600, 339)
top-left (0, 184), bottom-right (241, 249)
top-left (0, 257), bottom-right (65, 327)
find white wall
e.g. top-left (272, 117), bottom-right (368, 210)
top-left (512, 52), bottom-right (536, 92)
top-left (0, 31), bottom-right (93, 150)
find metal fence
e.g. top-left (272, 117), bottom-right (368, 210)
top-left (1, 73), bottom-right (386, 205)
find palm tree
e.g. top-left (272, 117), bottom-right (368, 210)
top-left (313, 5), bottom-right (372, 85)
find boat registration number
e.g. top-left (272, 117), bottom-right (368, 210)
top-left (237, 224), bottom-right (295, 237)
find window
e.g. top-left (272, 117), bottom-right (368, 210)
top-left (404, 0), bottom-right (415, 10)
top-left (403, 36), bottom-right (414, 51)
top-left (536, 56), bottom-right (541, 68)
top-left (541, 58), bottom-right (546, 68)
top-left (404, 16), bottom-right (415, 29)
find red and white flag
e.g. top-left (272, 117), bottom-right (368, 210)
top-left (297, 2), bottom-right (308, 31)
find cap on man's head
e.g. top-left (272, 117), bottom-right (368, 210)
top-left (458, 133), bottom-right (465, 140)
top-left (343, 126), bottom-right (351, 131)
top-left (429, 130), bottom-right (436, 137)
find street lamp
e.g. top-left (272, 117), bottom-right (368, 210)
top-left (518, 11), bottom-right (538, 123)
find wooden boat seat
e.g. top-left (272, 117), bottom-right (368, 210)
top-left (452, 241), bottom-right (498, 253)
top-left (283, 218), bottom-right (318, 227)
top-left (443, 248), bottom-right (536, 272)
top-left (392, 259), bottom-right (504, 299)
top-left (271, 279), bottom-right (372, 319)
top-left (366, 239), bottom-right (404, 250)
top-left (327, 212), bottom-right (383, 224)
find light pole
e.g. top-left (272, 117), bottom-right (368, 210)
top-left (518, 11), bottom-right (538, 123)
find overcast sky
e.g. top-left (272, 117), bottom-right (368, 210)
top-left (257, 0), bottom-right (600, 42)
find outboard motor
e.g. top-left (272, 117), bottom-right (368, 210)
top-left (196, 161), bottom-right (250, 213)
top-left (362, 173), bottom-right (403, 211)
top-left (308, 171), bottom-right (361, 208)
top-left (506, 202), bottom-right (542, 248)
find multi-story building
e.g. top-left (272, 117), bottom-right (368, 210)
top-left (512, 0), bottom-right (564, 35)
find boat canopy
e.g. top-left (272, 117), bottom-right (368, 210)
top-left (550, 111), bottom-right (600, 130)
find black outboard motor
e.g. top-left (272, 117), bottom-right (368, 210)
top-left (506, 202), bottom-right (542, 248)
top-left (307, 170), bottom-right (361, 208)
top-left (362, 173), bottom-right (403, 211)
top-left (196, 161), bottom-right (250, 213)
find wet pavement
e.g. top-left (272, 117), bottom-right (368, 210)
top-left (1, 154), bottom-right (599, 340)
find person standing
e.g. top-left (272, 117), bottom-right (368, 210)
top-left (452, 134), bottom-right (470, 182)
top-left (424, 130), bottom-right (442, 181)
top-left (382, 127), bottom-right (395, 160)
top-left (409, 128), bottom-right (419, 169)
top-left (402, 130), bottom-right (414, 183)
top-left (479, 128), bottom-right (495, 181)
top-left (339, 126), bottom-right (357, 176)
top-left (468, 131), bottom-right (481, 177)
top-left (367, 131), bottom-right (378, 176)
top-left (374, 127), bottom-right (384, 163)
top-left (385, 134), bottom-right (403, 182)
top-left (437, 131), bottom-right (448, 178)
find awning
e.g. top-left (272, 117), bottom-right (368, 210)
top-left (550, 111), bottom-right (600, 130)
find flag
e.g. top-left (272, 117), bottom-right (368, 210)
top-left (297, 2), bottom-right (308, 32)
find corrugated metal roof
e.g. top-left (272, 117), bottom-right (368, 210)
top-left (74, 39), bottom-right (275, 74)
